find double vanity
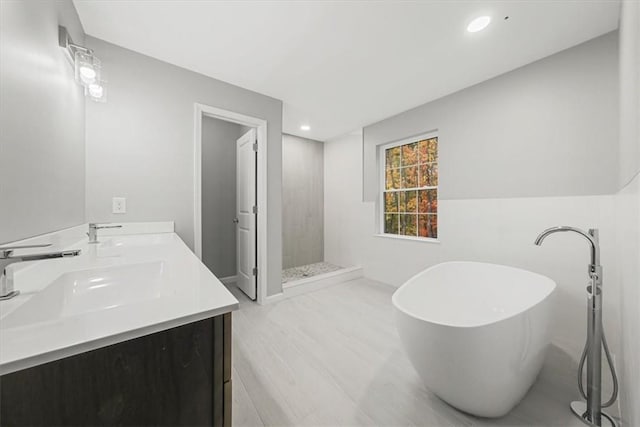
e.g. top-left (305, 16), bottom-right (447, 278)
top-left (0, 222), bottom-right (238, 426)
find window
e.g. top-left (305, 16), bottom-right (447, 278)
top-left (381, 135), bottom-right (438, 239)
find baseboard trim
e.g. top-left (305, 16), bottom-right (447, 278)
top-left (264, 292), bottom-right (285, 305)
top-left (219, 275), bottom-right (238, 286)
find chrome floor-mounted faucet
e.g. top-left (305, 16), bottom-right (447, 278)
top-left (0, 244), bottom-right (81, 300)
top-left (534, 226), bottom-right (618, 427)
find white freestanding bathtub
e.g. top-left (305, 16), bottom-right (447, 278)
top-left (392, 261), bottom-right (556, 418)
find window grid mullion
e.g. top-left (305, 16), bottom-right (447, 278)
top-left (382, 137), bottom-right (438, 239)
top-left (385, 187), bottom-right (437, 193)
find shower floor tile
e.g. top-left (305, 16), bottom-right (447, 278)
top-left (282, 262), bottom-right (343, 283)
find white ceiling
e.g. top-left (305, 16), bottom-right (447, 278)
top-left (73, 1), bottom-right (620, 141)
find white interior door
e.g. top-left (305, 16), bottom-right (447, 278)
top-left (236, 128), bottom-right (257, 300)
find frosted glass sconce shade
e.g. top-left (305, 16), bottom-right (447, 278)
top-left (74, 50), bottom-right (101, 87)
top-left (59, 25), bottom-right (107, 103)
top-left (88, 80), bottom-right (107, 103)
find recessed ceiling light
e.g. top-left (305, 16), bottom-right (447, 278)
top-left (300, 125), bottom-right (310, 131)
top-left (467, 16), bottom-right (491, 33)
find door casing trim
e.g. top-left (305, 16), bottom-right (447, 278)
top-left (194, 103), bottom-right (268, 304)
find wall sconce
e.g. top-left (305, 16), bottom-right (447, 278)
top-left (59, 26), bottom-right (107, 102)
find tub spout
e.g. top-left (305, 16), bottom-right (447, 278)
top-left (534, 226), bottom-right (599, 267)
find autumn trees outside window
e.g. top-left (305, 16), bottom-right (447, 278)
top-left (382, 135), bottom-right (438, 239)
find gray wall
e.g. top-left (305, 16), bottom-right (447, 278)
top-left (84, 36), bottom-right (284, 297)
top-left (202, 117), bottom-right (244, 279)
top-left (616, 2), bottom-right (640, 425)
top-left (0, 0), bottom-right (86, 244)
top-left (619, 2), bottom-right (640, 188)
top-left (282, 134), bottom-right (324, 269)
top-left (362, 32), bottom-right (619, 202)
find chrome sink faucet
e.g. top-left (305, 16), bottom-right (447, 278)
top-left (0, 244), bottom-right (81, 300)
top-left (88, 223), bottom-right (122, 244)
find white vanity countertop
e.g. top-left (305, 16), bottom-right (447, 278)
top-left (0, 229), bottom-right (239, 375)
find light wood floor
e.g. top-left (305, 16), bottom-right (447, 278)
top-left (227, 278), bottom-right (604, 426)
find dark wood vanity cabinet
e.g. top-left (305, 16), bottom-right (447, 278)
top-left (0, 313), bottom-right (232, 427)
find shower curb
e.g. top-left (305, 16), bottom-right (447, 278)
top-left (265, 266), bottom-right (363, 304)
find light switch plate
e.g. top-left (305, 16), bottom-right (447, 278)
top-left (112, 197), bottom-right (126, 214)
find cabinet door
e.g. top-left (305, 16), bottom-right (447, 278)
top-left (0, 316), bottom-right (230, 426)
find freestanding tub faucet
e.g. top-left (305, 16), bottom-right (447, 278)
top-left (534, 226), bottom-right (618, 427)
top-left (0, 244), bottom-right (81, 300)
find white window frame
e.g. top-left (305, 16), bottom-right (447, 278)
top-left (378, 131), bottom-right (439, 242)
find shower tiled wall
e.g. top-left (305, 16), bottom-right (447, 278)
top-left (282, 134), bottom-right (324, 269)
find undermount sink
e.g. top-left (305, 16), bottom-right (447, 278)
top-left (1, 261), bottom-right (165, 329)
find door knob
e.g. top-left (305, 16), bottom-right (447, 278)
top-left (233, 218), bottom-right (239, 224)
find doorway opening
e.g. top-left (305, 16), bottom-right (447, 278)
top-left (280, 133), bottom-right (361, 296)
top-left (194, 103), bottom-right (268, 303)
